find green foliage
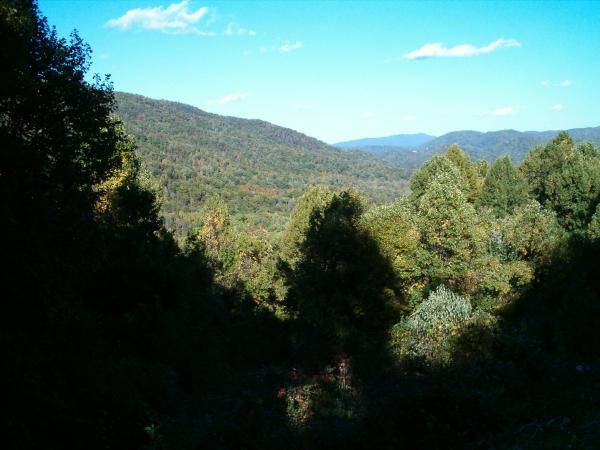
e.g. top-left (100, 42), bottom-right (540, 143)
top-left (546, 147), bottom-right (600, 232)
top-left (115, 92), bottom-right (410, 235)
top-left (5, 3), bottom-right (600, 448)
top-left (192, 196), bottom-right (284, 306)
top-left (521, 133), bottom-right (600, 233)
top-left (587, 203), bottom-right (600, 240)
top-left (477, 155), bottom-right (530, 217)
top-left (415, 172), bottom-right (485, 292)
top-left (361, 199), bottom-right (421, 288)
top-left (445, 144), bottom-right (482, 202)
top-left (521, 132), bottom-right (574, 202)
top-left (392, 286), bottom-right (491, 366)
top-left (409, 154), bottom-right (467, 201)
top-left (501, 200), bottom-right (564, 265)
top-left (477, 159), bottom-right (489, 178)
top-left (284, 189), bottom-right (398, 372)
top-left (279, 186), bottom-right (335, 270)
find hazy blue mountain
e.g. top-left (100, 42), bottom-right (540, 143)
top-left (334, 133), bottom-right (436, 149)
top-left (344, 127), bottom-right (600, 168)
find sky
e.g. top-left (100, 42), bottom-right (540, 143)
top-left (39, 0), bottom-right (600, 143)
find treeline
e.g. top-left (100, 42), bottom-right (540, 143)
top-left (2, 2), bottom-right (599, 449)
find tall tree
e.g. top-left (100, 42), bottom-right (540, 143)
top-left (477, 155), bottom-right (529, 217)
top-left (284, 190), bottom-right (397, 373)
top-left (409, 155), bottom-right (468, 202)
top-left (445, 144), bottom-right (481, 202)
top-left (521, 131), bottom-right (573, 206)
top-left (415, 172), bottom-right (485, 293)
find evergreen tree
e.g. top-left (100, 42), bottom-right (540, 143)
top-left (521, 131), bottom-right (574, 205)
top-left (415, 172), bottom-right (485, 292)
top-left (545, 145), bottom-right (600, 233)
top-left (477, 155), bottom-right (529, 217)
top-left (410, 155), bottom-right (467, 202)
top-left (445, 144), bottom-right (481, 202)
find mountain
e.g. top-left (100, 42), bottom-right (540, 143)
top-left (114, 92), bottom-right (410, 234)
top-left (417, 128), bottom-right (600, 163)
top-left (334, 133), bottom-right (435, 149)
top-left (344, 127), bottom-right (600, 168)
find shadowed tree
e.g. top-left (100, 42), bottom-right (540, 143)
top-left (284, 189), bottom-right (399, 377)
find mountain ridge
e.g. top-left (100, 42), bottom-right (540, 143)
top-left (338, 126), bottom-right (600, 167)
top-left (114, 92), bottom-right (410, 234)
top-left (335, 133), bottom-right (436, 149)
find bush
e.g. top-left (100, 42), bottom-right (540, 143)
top-left (392, 286), bottom-right (473, 366)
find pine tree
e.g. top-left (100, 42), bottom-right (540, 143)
top-left (445, 144), bottom-right (481, 202)
top-left (477, 155), bottom-right (529, 217)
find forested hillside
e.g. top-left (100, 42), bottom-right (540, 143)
top-left (4, 2), bottom-right (600, 450)
top-left (340, 127), bottom-right (600, 168)
top-left (115, 92), bottom-right (410, 234)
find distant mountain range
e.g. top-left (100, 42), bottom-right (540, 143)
top-left (335, 133), bottom-right (436, 149)
top-left (115, 92), bottom-right (410, 234)
top-left (335, 127), bottom-right (600, 168)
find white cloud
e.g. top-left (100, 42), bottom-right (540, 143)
top-left (403, 38), bottom-right (520, 60)
top-left (360, 112), bottom-right (375, 118)
top-left (259, 40), bottom-right (302, 54)
top-left (225, 22), bottom-right (256, 36)
top-left (207, 92), bottom-right (247, 105)
top-left (542, 79), bottom-right (573, 88)
top-left (105, 1), bottom-right (212, 35)
top-left (551, 103), bottom-right (564, 111)
top-left (491, 106), bottom-right (517, 116)
top-left (279, 40), bottom-right (302, 52)
top-left (401, 115), bottom-right (416, 121)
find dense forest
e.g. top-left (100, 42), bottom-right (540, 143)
top-left (2, 1), bottom-right (599, 449)
top-left (115, 92), bottom-right (410, 235)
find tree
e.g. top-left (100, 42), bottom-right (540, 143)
top-left (521, 133), bottom-right (600, 233)
top-left (1, 0), bottom-right (125, 226)
top-left (279, 185), bottom-right (335, 270)
top-left (445, 144), bottom-right (481, 202)
top-left (477, 155), bottom-right (529, 217)
top-left (392, 286), bottom-right (477, 366)
top-left (361, 199), bottom-right (421, 290)
top-left (545, 146), bottom-right (600, 233)
top-left (415, 172), bottom-right (485, 292)
top-left (588, 203), bottom-right (600, 240)
top-left (501, 200), bottom-right (564, 265)
top-left (409, 155), bottom-right (468, 202)
top-left (284, 189), bottom-right (397, 373)
top-left (521, 131), bottom-right (573, 206)
top-left (1, 3), bottom-right (184, 447)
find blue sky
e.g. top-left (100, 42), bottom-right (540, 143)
top-left (39, 0), bottom-right (600, 143)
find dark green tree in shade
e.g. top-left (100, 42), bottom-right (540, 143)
top-left (284, 190), bottom-right (398, 376)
